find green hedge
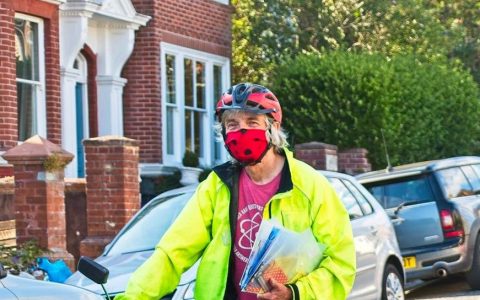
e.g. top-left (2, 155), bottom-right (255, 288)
top-left (270, 52), bottom-right (480, 168)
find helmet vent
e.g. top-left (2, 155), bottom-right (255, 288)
top-left (265, 94), bottom-right (276, 101)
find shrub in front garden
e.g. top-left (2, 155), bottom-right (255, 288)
top-left (271, 52), bottom-right (480, 168)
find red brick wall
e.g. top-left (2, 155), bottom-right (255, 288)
top-left (0, 0), bottom-right (61, 150)
top-left (338, 148), bottom-right (372, 175)
top-left (0, 165), bottom-right (13, 178)
top-left (80, 137), bottom-right (140, 257)
top-left (295, 142), bottom-right (338, 170)
top-left (83, 138), bottom-right (140, 237)
top-left (0, 2), bottom-right (17, 151)
top-left (123, 0), bottom-right (232, 163)
top-left (159, 0), bottom-right (232, 57)
top-left (11, 163), bottom-right (68, 249)
top-left (122, 0), bottom-right (162, 163)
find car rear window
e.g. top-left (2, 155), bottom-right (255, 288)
top-left (366, 177), bottom-right (434, 209)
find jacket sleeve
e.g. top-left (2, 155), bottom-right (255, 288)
top-left (292, 176), bottom-right (356, 300)
top-left (115, 179), bottom-right (215, 300)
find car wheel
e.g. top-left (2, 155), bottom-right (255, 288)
top-left (466, 236), bottom-right (480, 289)
top-left (381, 264), bottom-right (405, 300)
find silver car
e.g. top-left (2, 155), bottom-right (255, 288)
top-left (0, 265), bottom-right (104, 300)
top-left (66, 172), bottom-right (405, 300)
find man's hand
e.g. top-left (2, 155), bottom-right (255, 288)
top-left (257, 278), bottom-right (292, 300)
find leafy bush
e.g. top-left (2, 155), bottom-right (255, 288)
top-left (0, 240), bottom-right (45, 275)
top-left (271, 51), bottom-right (480, 168)
top-left (182, 150), bottom-right (199, 168)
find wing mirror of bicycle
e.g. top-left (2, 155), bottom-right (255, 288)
top-left (78, 256), bottom-right (111, 299)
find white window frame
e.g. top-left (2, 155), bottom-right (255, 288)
top-left (214, 0), bottom-right (229, 4)
top-left (161, 42), bottom-right (230, 167)
top-left (15, 13), bottom-right (46, 142)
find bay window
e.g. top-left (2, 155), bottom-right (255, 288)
top-left (162, 43), bottom-right (230, 167)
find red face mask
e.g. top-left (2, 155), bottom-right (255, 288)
top-left (225, 129), bottom-right (269, 165)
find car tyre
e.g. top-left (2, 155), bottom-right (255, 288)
top-left (466, 236), bottom-right (480, 289)
top-left (381, 264), bottom-right (404, 300)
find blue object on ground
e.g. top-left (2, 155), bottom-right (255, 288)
top-left (36, 257), bottom-right (72, 283)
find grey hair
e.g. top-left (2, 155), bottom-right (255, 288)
top-left (214, 110), bottom-right (289, 154)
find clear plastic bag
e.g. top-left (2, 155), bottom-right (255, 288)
top-left (240, 219), bottom-right (325, 294)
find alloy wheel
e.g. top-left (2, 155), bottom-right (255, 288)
top-left (385, 272), bottom-right (405, 300)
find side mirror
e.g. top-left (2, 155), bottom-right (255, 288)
top-left (77, 256), bottom-right (109, 284)
top-left (0, 264), bottom-right (7, 279)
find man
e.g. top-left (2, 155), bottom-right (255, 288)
top-left (116, 83), bottom-right (356, 300)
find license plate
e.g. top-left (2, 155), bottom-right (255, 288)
top-left (403, 256), bottom-right (416, 269)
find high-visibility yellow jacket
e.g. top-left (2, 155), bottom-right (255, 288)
top-left (116, 149), bottom-right (356, 300)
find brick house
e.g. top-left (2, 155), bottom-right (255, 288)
top-left (0, 0), bottom-right (232, 180)
top-left (125, 0), bottom-right (232, 178)
top-left (0, 0), bottom-right (149, 178)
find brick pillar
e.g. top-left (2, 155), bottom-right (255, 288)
top-left (1, 135), bottom-right (74, 269)
top-left (80, 136), bottom-right (140, 258)
top-left (338, 148), bottom-right (372, 175)
top-left (294, 142), bottom-right (338, 171)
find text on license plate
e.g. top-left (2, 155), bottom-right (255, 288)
top-left (403, 256), bottom-right (416, 269)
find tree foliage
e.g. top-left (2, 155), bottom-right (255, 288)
top-left (270, 52), bottom-right (480, 168)
top-left (232, 0), bottom-right (480, 84)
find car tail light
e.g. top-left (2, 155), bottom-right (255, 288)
top-left (440, 209), bottom-right (464, 238)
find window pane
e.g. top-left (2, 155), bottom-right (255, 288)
top-left (381, 177), bottom-right (434, 208)
top-left (194, 111), bottom-right (203, 157)
top-left (184, 59), bottom-right (193, 107)
top-left (328, 177), bottom-right (363, 220)
top-left (344, 180), bottom-right (373, 215)
top-left (196, 61), bottom-right (205, 108)
top-left (185, 109), bottom-right (192, 151)
top-left (15, 18), bottom-right (39, 81)
top-left (166, 54), bottom-right (176, 104)
top-left (213, 65), bottom-right (223, 104)
top-left (17, 82), bottom-right (37, 141)
top-left (166, 107), bottom-right (174, 155)
top-left (461, 165), bottom-right (480, 193)
top-left (437, 167), bottom-right (474, 198)
top-left (470, 164), bottom-right (480, 193)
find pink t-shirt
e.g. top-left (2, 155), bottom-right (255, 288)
top-left (233, 168), bottom-right (282, 300)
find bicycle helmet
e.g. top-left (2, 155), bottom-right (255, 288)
top-left (216, 83), bottom-right (282, 124)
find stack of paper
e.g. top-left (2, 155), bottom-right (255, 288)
top-left (239, 219), bottom-right (325, 294)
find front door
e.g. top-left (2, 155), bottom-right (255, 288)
top-left (73, 54), bottom-right (89, 178)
